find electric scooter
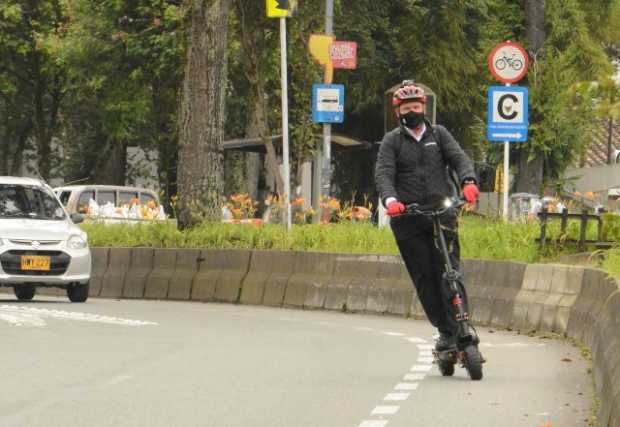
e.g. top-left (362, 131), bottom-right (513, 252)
top-left (403, 197), bottom-right (484, 381)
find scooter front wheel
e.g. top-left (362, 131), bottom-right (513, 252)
top-left (434, 349), bottom-right (457, 376)
top-left (463, 345), bottom-right (483, 381)
top-left (438, 359), bottom-right (455, 376)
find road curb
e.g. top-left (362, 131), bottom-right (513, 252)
top-left (144, 249), bottom-right (176, 299)
top-left (100, 248), bottom-right (131, 298)
top-left (89, 247), bottom-right (109, 297)
top-left (123, 248), bottom-right (154, 299)
top-left (168, 249), bottom-right (200, 301)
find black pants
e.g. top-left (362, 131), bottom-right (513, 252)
top-left (391, 214), bottom-right (470, 336)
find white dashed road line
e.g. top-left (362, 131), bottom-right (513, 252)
top-left (384, 392), bottom-right (410, 401)
top-left (380, 331), bottom-right (406, 337)
top-left (394, 382), bottom-right (419, 391)
top-left (417, 344), bottom-right (435, 350)
top-left (403, 373), bottom-right (426, 381)
top-left (0, 305), bottom-right (158, 327)
top-left (371, 406), bottom-right (400, 416)
top-left (410, 364), bottom-right (434, 373)
top-left (358, 421), bottom-right (388, 427)
top-left (353, 326), bottom-right (436, 427)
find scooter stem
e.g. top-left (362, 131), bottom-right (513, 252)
top-left (433, 213), bottom-right (473, 343)
top-left (433, 214), bottom-right (453, 271)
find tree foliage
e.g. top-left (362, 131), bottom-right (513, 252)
top-left (1, 0), bottom-right (618, 210)
top-left (58, 0), bottom-right (182, 189)
top-left (0, 0), bottom-right (67, 179)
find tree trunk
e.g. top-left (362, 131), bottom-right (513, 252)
top-left (235, 0), bottom-right (284, 198)
top-left (152, 79), bottom-right (178, 211)
top-left (177, 0), bottom-right (231, 228)
top-left (516, 0), bottom-right (545, 193)
top-left (30, 2), bottom-right (64, 181)
top-left (524, 0), bottom-right (545, 55)
top-left (242, 81), bottom-right (265, 201)
top-left (11, 125), bottom-right (29, 176)
top-left (93, 140), bottom-right (127, 185)
top-left (224, 150), bottom-right (245, 195)
top-left (34, 59), bottom-right (52, 180)
top-left (1, 111), bottom-right (30, 176)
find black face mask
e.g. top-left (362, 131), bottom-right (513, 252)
top-left (400, 111), bottom-right (425, 129)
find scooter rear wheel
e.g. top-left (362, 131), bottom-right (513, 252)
top-left (463, 345), bottom-right (483, 381)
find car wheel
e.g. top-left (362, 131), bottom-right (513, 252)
top-left (14, 285), bottom-right (36, 301)
top-left (67, 283), bottom-right (89, 303)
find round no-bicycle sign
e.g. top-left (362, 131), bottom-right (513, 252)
top-left (487, 41), bottom-right (529, 84)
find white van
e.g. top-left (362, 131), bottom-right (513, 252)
top-left (53, 185), bottom-right (161, 220)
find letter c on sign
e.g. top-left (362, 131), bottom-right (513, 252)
top-left (498, 94), bottom-right (518, 120)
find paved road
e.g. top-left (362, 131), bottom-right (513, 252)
top-left (0, 296), bottom-right (592, 427)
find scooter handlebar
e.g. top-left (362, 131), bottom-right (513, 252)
top-left (404, 197), bottom-right (466, 216)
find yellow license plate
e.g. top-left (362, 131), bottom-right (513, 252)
top-left (21, 256), bottom-right (51, 271)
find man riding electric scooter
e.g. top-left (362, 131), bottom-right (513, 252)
top-left (375, 80), bottom-right (484, 378)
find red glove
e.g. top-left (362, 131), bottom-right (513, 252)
top-left (386, 201), bottom-right (406, 217)
top-left (462, 183), bottom-right (479, 204)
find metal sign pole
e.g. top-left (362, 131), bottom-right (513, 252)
top-left (502, 82), bottom-right (511, 221)
top-left (280, 17), bottom-right (292, 230)
top-left (321, 0), bottom-right (334, 203)
top-left (503, 141), bottom-right (510, 220)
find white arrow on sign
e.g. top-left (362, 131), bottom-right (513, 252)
top-left (492, 132), bottom-right (523, 139)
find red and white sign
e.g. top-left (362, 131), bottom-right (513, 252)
top-left (487, 41), bottom-right (528, 84)
top-left (331, 41), bottom-right (357, 69)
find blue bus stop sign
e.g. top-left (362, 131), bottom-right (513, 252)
top-left (312, 84), bottom-right (344, 124)
top-left (487, 85), bottom-right (528, 142)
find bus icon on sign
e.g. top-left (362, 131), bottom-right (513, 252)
top-left (312, 84), bottom-right (345, 123)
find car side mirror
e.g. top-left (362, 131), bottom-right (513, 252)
top-left (70, 213), bottom-right (84, 224)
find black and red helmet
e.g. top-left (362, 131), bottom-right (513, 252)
top-left (392, 79), bottom-right (427, 107)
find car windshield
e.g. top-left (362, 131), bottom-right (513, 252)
top-left (0, 184), bottom-right (66, 220)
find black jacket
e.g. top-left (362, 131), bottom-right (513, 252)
top-left (375, 121), bottom-right (476, 207)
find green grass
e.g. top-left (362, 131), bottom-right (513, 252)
top-left (81, 214), bottom-right (620, 276)
top-left (459, 216), bottom-right (540, 263)
top-left (81, 221), bottom-right (400, 254)
top-left (81, 215), bottom-right (551, 263)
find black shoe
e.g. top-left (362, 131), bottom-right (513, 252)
top-left (435, 332), bottom-right (456, 351)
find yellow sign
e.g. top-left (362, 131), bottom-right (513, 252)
top-left (494, 165), bottom-right (503, 193)
top-left (266, 0), bottom-right (289, 18)
top-left (308, 34), bottom-right (335, 83)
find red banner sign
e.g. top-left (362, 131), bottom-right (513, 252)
top-left (331, 41), bottom-right (357, 69)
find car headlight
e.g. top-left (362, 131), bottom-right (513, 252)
top-left (67, 235), bottom-right (87, 250)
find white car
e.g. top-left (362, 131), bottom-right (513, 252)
top-left (0, 177), bottom-right (91, 302)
